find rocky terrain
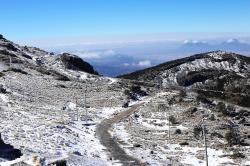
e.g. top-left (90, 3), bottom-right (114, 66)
top-left (119, 51), bottom-right (250, 107)
top-left (112, 91), bottom-right (250, 165)
top-left (117, 50), bottom-right (250, 165)
top-left (0, 34), bottom-right (135, 165)
top-left (0, 34), bottom-right (250, 166)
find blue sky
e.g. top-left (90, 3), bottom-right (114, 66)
top-left (1, 0), bottom-right (250, 44)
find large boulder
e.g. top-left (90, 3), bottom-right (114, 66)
top-left (0, 133), bottom-right (22, 160)
top-left (58, 53), bottom-right (98, 75)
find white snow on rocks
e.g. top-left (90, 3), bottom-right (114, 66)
top-left (161, 51), bottom-right (249, 86)
top-left (208, 51), bottom-right (227, 59)
top-left (0, 94), bottom-right (8, 103)
top-left (181, 147), bottom-right (234, 166)
top-left (0, 63), bottom-right (8, 72)
top-left (0, 63), bottom-right (127, 165)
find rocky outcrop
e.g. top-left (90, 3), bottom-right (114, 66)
top-left (58, 53), bottom-right (99, 75)
top-left (0, 133), bottom-right (22, 160)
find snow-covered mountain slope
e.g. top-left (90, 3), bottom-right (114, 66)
top-left (0, 35), bottom-right (131, 165)
top-left (120, 51), bottom-right (249, 85)
top-left (1, 34), bottom-right (250, 166)
top-left (0, 34), bottom-right (101, 82)
top-left (120, 51), bottom-right (250, 105)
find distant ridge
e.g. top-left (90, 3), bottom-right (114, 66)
top-left (119, 50), bottom-right (250, 107)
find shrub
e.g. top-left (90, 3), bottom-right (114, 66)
top-left (175, 129), bottom-right (182, 134)
top-left (0, 84), bottom-right (7, 93)
top-left (225, 129), bottom-right (241, 146)
top-left (122, 102), bottom-right (129, 108)
top-left (55, 74), bottom-right (70, 81)
top-left (0, 72), bottom-right (5, 77)
top-left (185, 107), bottom-right (198, 117)
top-left (209, 114), bottom-right (215, 121)
top-left (217, 102), bottom-right (238, 117)
top-left (36, 67), bottom-right (51, 75)
top-left (179, 90), bottom-right (187, 98)
top-left (211, 132), bottom-right (224, 138)
top-left (197, 93), bottom-right (213, 105)
top-left (124, 89), bottom-right (130, 96)
top-left (216, 102), bottom-right (228, 115)
top-left (179, 142), bottom-right (189, 146)
top-left (55, 84), bottom-right (66, 88)
top-left (169, 115), bottom-right (178, 124)
top-left (124, 86), bottom-right (147, 101)
top-left (8, 68), bottom-right (28, 75)
top-left (168, 98), bottom-right (175, 105)
top-left (230, 149), bottom-right (245, 159)
top-left (193, 125), bottom-right (203, 139)
top-left (131, 85), bottom-right (148, 96)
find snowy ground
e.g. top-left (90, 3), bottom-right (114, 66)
top-left (0, 67), bottom-right (129, 166)
top-left (1, 68), bottom-right (250, 166)
top-left (2, 35), bottom-right (249, 166)
top-left (0, 104), bottom-right (126, 166)
top-left (111, 91), bottom-right (250, 166)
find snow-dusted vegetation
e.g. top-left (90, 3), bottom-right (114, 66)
top-left (112, 91), bottom-right (250, 165)
top-left (1, 35), bottom-right (250, 165)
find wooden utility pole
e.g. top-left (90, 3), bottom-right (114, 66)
top-left (9, 56), bottom-right (12, 68)
top-left (159, 102), bottom-right (171, 145)
top-left (168, 108), bottom-right (171, 145)
top-left (110, 96), bottom-right (114, 107)
top-left (202, 119), bottom-right (208, 166)
top-left (76, 96), bottom-right (78, 121)
top-left (85, 84), bottom-right (87, 124)
top-left (7, 56), bottom-right (12, 88)
top-left (96, 78), bottom-right (99, 91)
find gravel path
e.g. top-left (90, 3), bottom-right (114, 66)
top-left (96, 103), bottom-right (145, 166)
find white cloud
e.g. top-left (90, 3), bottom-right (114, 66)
top-left (183, 40), bottom-right (207, 44)
top-left (17, 32), bottom-right (250, 48)
top-left (75, 51), bottom-right (101, 59)
top-left (133, 60), bottom-right (152, 67)
top-left (123, 63), bottom-right (130, 67)
top-left (226, 38), bottom-right (240, 43)
top-left (102, 49), bottom-right (116, 56)
top-left (73, 49), bottom-right (116, 59)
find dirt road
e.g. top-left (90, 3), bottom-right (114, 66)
top-left (96, 103), bottom-right (145, 166)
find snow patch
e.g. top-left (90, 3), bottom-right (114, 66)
top-left (0, 94), bottom-right (8, 103)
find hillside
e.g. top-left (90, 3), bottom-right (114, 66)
top-left (0, 34), bottom-right (98, 77)
top-left (119, 51), bottom-right (250, 107)
top-left (1, 35), bottom-right (250, 166)
top-left (0, 35), bottom-right (133, 165)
